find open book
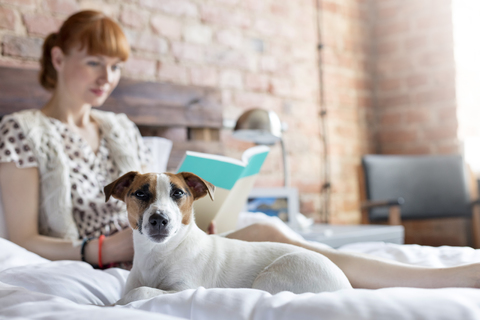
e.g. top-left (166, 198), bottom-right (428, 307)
top-left (176, 145), bottom-right (270, 234)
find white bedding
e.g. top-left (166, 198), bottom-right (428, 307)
top-left (2, 239), bottom-right (480, 319)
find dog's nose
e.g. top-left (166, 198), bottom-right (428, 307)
top-left (149, 212), bottom-right (169, 231)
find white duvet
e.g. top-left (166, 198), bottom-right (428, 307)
top-left (2, 235), bottom-right (480, 319)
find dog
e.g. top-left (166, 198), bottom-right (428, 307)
top-left (104, 171), bottom-right (352, 304)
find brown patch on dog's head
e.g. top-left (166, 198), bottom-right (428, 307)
top-left (165, 172), bottom-right (215, 225)
top-left (104, 171), bottom-right (157, 230)
top-left (104, 171), bottom-right (139, 202)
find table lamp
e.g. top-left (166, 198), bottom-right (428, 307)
top-left (232, 108), bottom-right (289, 187)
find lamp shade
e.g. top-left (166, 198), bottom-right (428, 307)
top-left (232, 108), bottom-right (282, 145)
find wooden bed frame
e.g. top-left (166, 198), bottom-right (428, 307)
top-left (0, 66), bottom-right (224, 170)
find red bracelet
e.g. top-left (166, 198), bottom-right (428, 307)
top-left (98, 235), bottom-right (105, 269)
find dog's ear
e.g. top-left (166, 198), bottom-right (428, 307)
top-left (104, 171), bottom-right (139, 202)
top-left (180, 172), bottom-right (215, 201)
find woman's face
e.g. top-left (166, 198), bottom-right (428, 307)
top-left (52, 45), bottom-right (124, 107)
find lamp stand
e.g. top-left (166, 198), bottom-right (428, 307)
top-left (280, 138), bottom-right (289, 187)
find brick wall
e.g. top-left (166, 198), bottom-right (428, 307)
top-left (320, 0), bottom-right (375, 223)
top-left (0, 0), bottom-right (466, 224)
top-left (0, 0), bottom-right (338, 221)
top-left (373, 0), bottom-right (459, 155)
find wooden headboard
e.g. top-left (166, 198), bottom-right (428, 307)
top-left (0, 66), bottom-right (224, 170)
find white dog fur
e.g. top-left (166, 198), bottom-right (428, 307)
top-left (104, 172), bottom-right (352, 305)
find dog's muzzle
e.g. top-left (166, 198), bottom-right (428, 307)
top-left (147, 210), bottom-right (170, 242)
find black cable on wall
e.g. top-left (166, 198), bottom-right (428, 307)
top-left (315, 0), bottom-right (331, 223)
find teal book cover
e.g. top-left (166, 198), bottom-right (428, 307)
top-left (177, 145), bottom-right (270, 233)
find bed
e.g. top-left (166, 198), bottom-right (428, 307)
top-left (2, 229), bottom-right (480, 320)
top-left (1, 66), bottom-right (480, 318)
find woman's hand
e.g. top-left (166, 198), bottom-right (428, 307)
top-left (86, 228), bottom-right (134, 265)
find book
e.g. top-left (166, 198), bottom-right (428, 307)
top-left (176, 145), bottom-right (270, 234)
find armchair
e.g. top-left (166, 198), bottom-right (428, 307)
top-left (359, 154), bottom-right (480, 248)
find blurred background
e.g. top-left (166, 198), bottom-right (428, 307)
top-left (1, 0), bottom-right (479, 245)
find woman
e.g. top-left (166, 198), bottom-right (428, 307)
top-left (0, 9), bottom-right (478, 289)
top-left (0, 10), bottom-right (149, 268)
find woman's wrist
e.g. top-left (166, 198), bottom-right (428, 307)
top-left (84, 238), bottom-right (99, 265)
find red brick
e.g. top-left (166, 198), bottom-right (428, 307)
top-left (120, 8), bottom-right (148, 30)
top-left (172, 42), bottom-right (204, 63)
top-left (406, 74), bottom-right (429, 87)
top-left (243, 0), bottom-right (268, 13)
top-left (380, 111), bottom-right (403, 126)
top-left (0, 6), bottom-right (15, 30)
top-left (124, 56), bottom-right (157, 77)
top-left (300, 199), bottom-right (316, 215)
top-left (377, 2), bottom-right (402, 19)
top-left (260, 55), bottom-right (277, 73)
top-left (0, 58), bottom-right (38, 69)
top-left (139, 0), bottom-right (198, 18)
top-left (190, 67), bottom-right (218, 87)
top-left (204, 47), bottom-right (250, 70)
top-left (254, 18), bottom-right (277, 37)
top-left (200, 4), bottom-right (251, 28)
top-left (219, 69), bottom-right (243, 89)
top-left (215, 0), bottom-right (240, 5)
top-left (234, 92), bottom-right (281, 111)
top-left (377, 93), bottom-right (411, 108)
top-left (42, 0), bottom-right (78, 15)
top-left (376, 40), bottom-right (401, 56)
top-left (404, 34), bottom-right (429, 50)
top-left (405, 108), bottom-right (430, 124)
top-left (379, 78), bottom-right (402, 91)
top-left (183, 24), bottom-right (213, 45)
top-left (23, 13), bottom-right (62, 36)
top-left (151, 15), bottom-right (182, 40)
top-left (130, 33), bottom-right (168, 55)
top-left (436, 142), bottom-right (461, 155)
top-left (379, 128), bottom-right (418, 143)
top-left (417, 51), bottom-right (454, 67)
top-left (158, 62), bottom-right (189, 84)
top-left (1, 0), bottom-right (36, 7)
top-left (399, 144), bottom-right (431, 155)
top-left (245, 73), bottom-right (269, 92)
top-left (270, 3), bottom-right (291, 17)
top-left (414, 87), bottom-right (456, 104)
top-left (216, 29), bottom-right (243, 49)
top-left (375, 19), bottom-right (411, 38)
top-left (2, 35), bottom-right (43, 59)
top-left (423, 124), bottom-right (458, 141)
top-left (269, 77), bottom-right (291, 97)
top-left (438, 107), bottom-right (457, 122)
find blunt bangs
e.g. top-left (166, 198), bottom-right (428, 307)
top-left (78, 18), bottom-right (130, 61)
top-left (59, 11), bottom-right (130, 61)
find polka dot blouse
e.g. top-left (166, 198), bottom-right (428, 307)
top-left (0, 115), bottom-right (151, 240)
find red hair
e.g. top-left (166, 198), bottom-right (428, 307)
top-left (39, 10), bottom-right (130, 90)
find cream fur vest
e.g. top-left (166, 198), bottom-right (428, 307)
top-left (13, 109), bottom-right (142, 244)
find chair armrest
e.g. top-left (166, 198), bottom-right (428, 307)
top-left (361, 197), bottom-right (405, 209)
top-left (361, 197), bottom-right (404, 225)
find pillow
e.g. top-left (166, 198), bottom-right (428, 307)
top-left (142, 136), bottom-right (173, 173)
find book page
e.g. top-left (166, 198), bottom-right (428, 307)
top-left (213, 174), bottom-right (259, 234)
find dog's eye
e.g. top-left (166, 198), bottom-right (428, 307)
top-left (171, 189), bottom-right (184, 199)
top-left (135, 191), bottom-right (146, 199)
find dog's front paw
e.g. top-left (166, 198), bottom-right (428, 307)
top-left (116, 286), bottom-right (167, 305)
